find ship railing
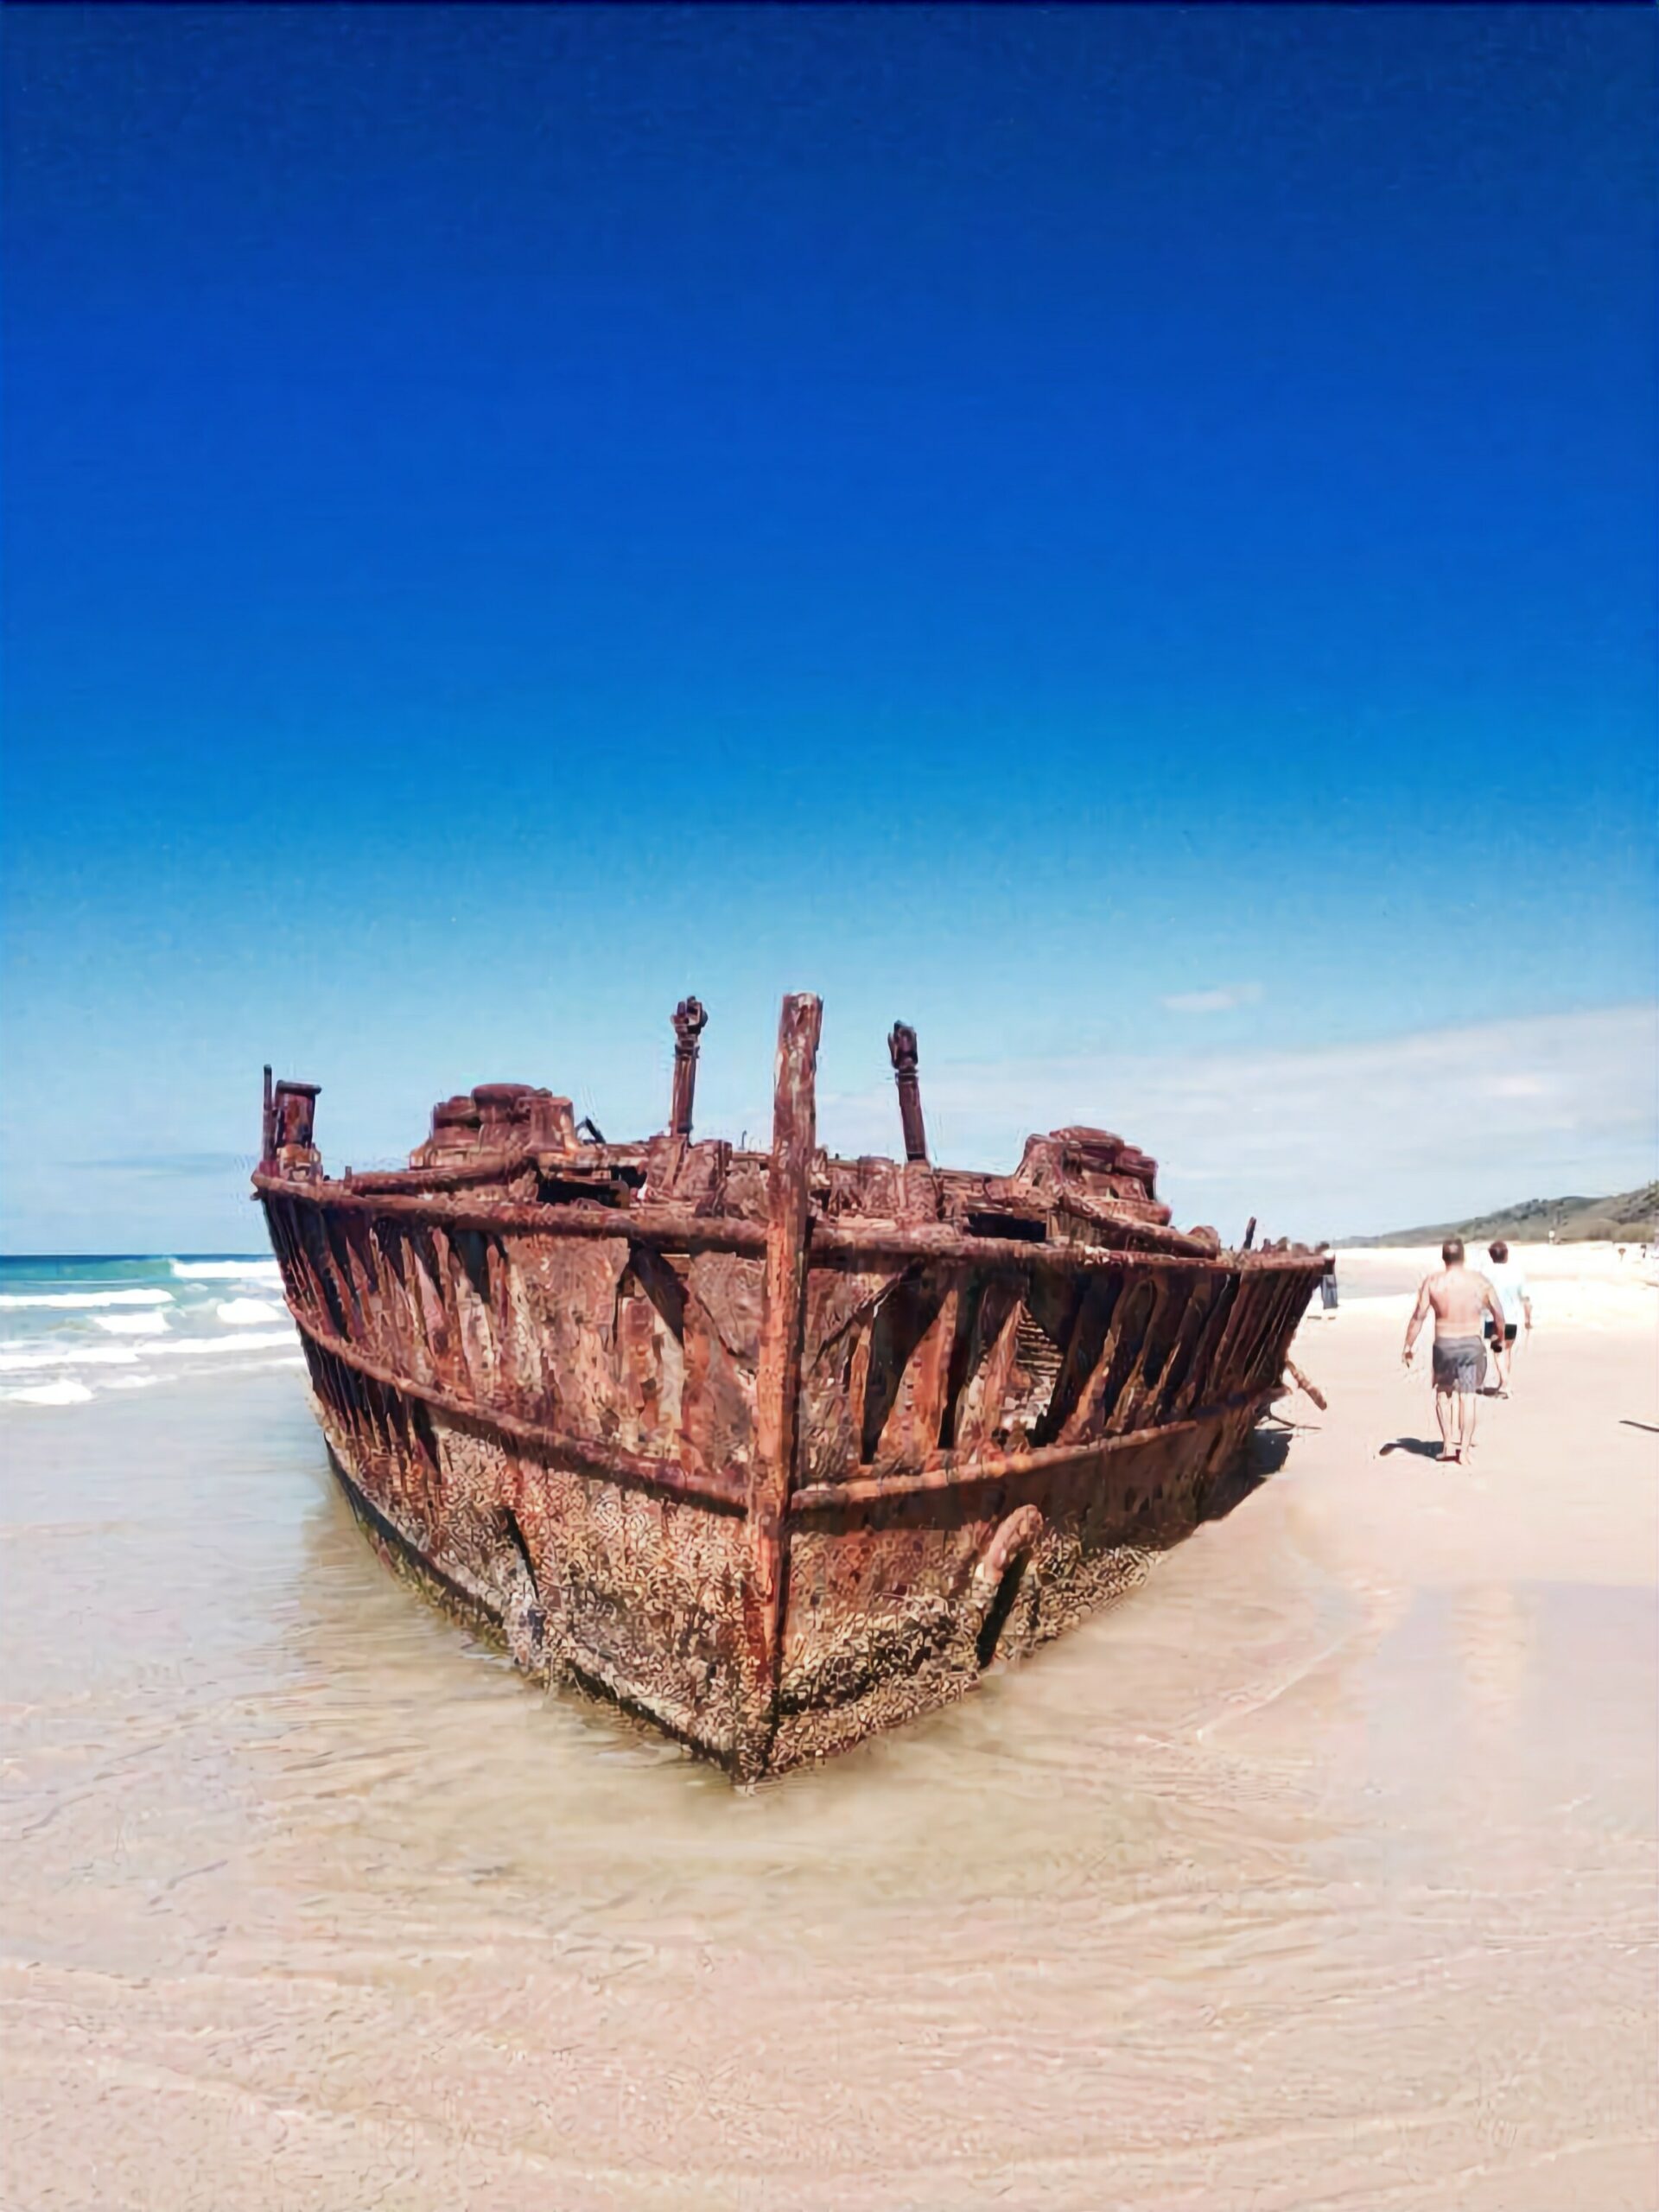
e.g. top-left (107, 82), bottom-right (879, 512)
top-left (254, 997), bottom-right (1317, 1567)
top-left (251, 1179), bottom-right (1316, 1279)
top-left (255, 1177), bottom-right (1314, 1503)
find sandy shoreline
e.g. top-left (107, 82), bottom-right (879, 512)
top-left (2, 1249), bottom-right (1655, 2210)
top-left (1328, 1236), bottom-right (1658, 1323)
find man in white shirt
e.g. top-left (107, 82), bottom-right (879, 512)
top-left (1482, 1239), bottom-right (1533, 1396)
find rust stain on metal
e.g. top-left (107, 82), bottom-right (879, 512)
top-left (254, 994), bottom-right (1325, 1778)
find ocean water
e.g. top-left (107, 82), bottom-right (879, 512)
top-left (0, 1252), bottom-right (299, 1408)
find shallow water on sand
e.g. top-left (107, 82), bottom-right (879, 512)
top-left (3, 1338), bottom-right (1655, 2210)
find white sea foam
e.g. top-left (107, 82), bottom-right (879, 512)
top-left (0, 1325), bottom-right (295, 1376)
top-left (145, 1330), bottom-right (297, 1359)
top-left (3, 1378), bottom-right (94, 1406)
top-left (0, 1257), bottom-right (300, 1412)
top-left (184, 1355), bottom-right (305, 1379)
top-left (0, 1344), bottom-right (143, 1372)
top-left (168, 1260), bottom-right (282, 1284)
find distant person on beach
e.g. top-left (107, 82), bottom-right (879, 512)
top-left (1481, 1239), bottom-right (1533, 1396)
top-left (1402, 1239), bottom-right (1508, 1464)
top-left (1320, 1250), bottom-right (1338, 1314)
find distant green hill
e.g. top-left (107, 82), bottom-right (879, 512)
top-left (1352, 1183), bottom-right (1659, 1248)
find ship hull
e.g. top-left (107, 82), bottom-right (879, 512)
top-left (274, 1193), bottom-right (1304, 1777)
top-left (257, 993), bottom-right (1321, 1778)
top-left (310, 1369), bottom-right (1266, 1771)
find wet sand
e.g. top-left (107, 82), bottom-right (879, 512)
top-left (3, 1274), bottom-right (1655, 2209)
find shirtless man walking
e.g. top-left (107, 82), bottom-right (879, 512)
top-left (1402, 1238), bottom-right (1508, 1463)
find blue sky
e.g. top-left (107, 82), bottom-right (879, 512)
top-left (3, 6), bottom-right (1654, 1252)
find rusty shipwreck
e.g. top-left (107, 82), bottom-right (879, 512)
top-left (255, 995), bottom-right (1324, 1778)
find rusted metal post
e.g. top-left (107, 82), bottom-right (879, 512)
top-left (888, 1021), bottom-right (928, 1164)
top-left (740, 991), bottom-right (822, 1779)
top-left (262, 1065), bottom-right (276, 1167)
top-left (669, 996), bottom-right (708, 1138)
top-left (270, 1079), bottom-right (323, 1179)
top-left (1284, 1357), bottom-right (1327, 1411)
top-left (1241, 1216), bottom-right (1257, 1251)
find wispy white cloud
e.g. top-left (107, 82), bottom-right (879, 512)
top-left (74, 1152), bottom-right (253, 1178)
top-left (815, 1004), bottom-right (1659, 1242)
top-left (1161, 982), bottom-right (1264, 1015)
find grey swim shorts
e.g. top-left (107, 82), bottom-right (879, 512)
top-left (1432, 1336), bottom-right (1484, 1391)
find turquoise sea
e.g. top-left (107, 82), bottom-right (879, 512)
top-left (0, 1251), bottom-right (298, 1408)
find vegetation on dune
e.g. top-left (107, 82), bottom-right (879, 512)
top-left (1355, 1183), bottom-right (1658, 1248)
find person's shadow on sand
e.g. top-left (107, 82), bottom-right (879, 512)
top-left (1378, 1437), bottom-right (1446, 1460)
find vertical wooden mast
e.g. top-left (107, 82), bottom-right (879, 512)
top-left (739, 990), bottom-right (822, 1779)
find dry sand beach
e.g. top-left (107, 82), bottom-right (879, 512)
top-left (2, 1247), bottom-right (1655, 2210)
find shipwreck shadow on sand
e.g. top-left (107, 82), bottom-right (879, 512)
top-left (1378, 1437), bottom-right (1448, 1460)
top-left (1202, 1422), bottom-right (1295, 1524)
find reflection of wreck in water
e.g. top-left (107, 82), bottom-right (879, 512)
top-left (255, 995), bottom-right (1324, 1780)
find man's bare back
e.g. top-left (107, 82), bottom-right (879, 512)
top-left (1416, 1266), bottom-right (1497, 1338)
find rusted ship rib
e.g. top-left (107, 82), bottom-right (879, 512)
top-left (255, 996), bottom-right (1324, 1779)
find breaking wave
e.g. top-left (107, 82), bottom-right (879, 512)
top-left (6, 1378), bottom-right (95, 1406)
top-left (0, 1353), bottom-right (307, 1407)
top-left (168, 1260), bottom-right (283, 1284)
top-left (147, 1330), bottom-right (298, 1360)
top-left (0, 1344), bottom-right (145, 1372)
top-left (0, 1329), bottom-right (300, 1373)
top-left (0, 1257), bottom-right (300, 1411)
